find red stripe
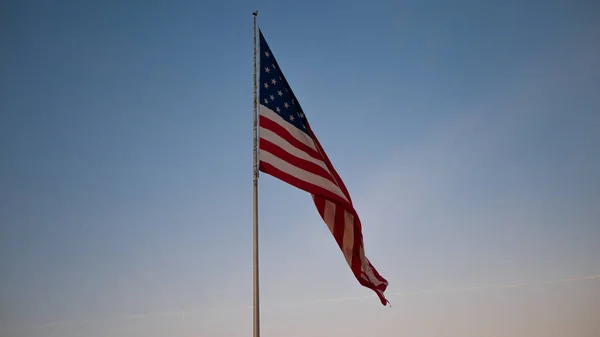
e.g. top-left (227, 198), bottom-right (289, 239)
top-left (259, 115), bottom-right (322, 160)
top-left (259, 161), bottom-right (349, 207)
top-left (351, 217), bottom-right (364, 275)
top-left (259, 139), bottom-right (334, 182)
top-left (333, 203), bottom-right (346, 249)
top-left (313, 194), bottom-right (326, 220)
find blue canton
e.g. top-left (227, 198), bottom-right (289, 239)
top-left (259, 30), bottom-right (308, 134)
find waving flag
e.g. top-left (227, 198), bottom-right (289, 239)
top-left (257, 29), bottom-right (389, 305)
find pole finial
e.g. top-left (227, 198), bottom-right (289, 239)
top-left (253, 10), bottom-right (258, 16)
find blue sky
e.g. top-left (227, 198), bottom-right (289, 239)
top-left (1, 0), bottom-right (599, 336)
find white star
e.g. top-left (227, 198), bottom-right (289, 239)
top-left (265, 67), bottom-right (270, 73)
top-left (264, 83), bottom-right (269, 89)
top-left (264, 98), bottom-right (269, 104)
top-left (276, 107), bottom-right (281, 113)
top-left (284, 102), bottom-right (289, 109)
top-left (270, 94), bottom-right (275, 101)
top-left (265, 51), bottom-right (270, 57)
top-left (271, 78), bottom-right (277, 85)
top-left (289, 115), bottom-right (295, 121)
top-left (272, 63), bottom-right (276, 69)
top-left (279, 76), bottom-right (282, 80)
top-left (278, 90), bottom-right (283, 96)
top-left (298, 112), bottom-right (304, 118)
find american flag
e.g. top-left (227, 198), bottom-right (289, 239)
top-left (257, 29), bottom-right (389, 305)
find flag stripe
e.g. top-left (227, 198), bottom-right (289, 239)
top-left (333, 203), bottom-right (346, 252)
top-left (259, 115), bottom-right (322, 161)
top-left (259, 128), bottom-right (330, 173)
top-left (322, 199), bottom-right (336, 233)
top-left (260, 140), bottom-right (334, 185)
top-left (342, 210), bottom-right (355, 267)
top-left (315, 198), bottom-right (354, 269)
top-left (259, 159), bottom-right (349, 205)
top-left (260, 106), bottom-right (319, 154)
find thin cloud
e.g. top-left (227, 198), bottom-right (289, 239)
top-left (2, 273), bottom-right (598, 333)
top-left (310, 274), bottom-right (600, 304)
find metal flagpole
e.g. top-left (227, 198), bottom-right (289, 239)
top-left (252, 10), bottom-right (260, 337)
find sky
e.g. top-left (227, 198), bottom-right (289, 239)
top-left (1, 0), bottom-right (599, 336)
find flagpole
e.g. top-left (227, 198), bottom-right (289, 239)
top-left (252, 10), bottom-right (261, 337)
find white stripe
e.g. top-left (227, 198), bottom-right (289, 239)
top-left (260, 150), bottom-right (349, 203)
top-left (360, 254), bottom-right (385, 287)
top-left (259, 127), bottom-right (330, 172)
top-left (323, 200), bottom-right (336, 233)
top-left (341, 210), bottom-right (355, 267)
top-left (259, 104), bottom-right (317, 151)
